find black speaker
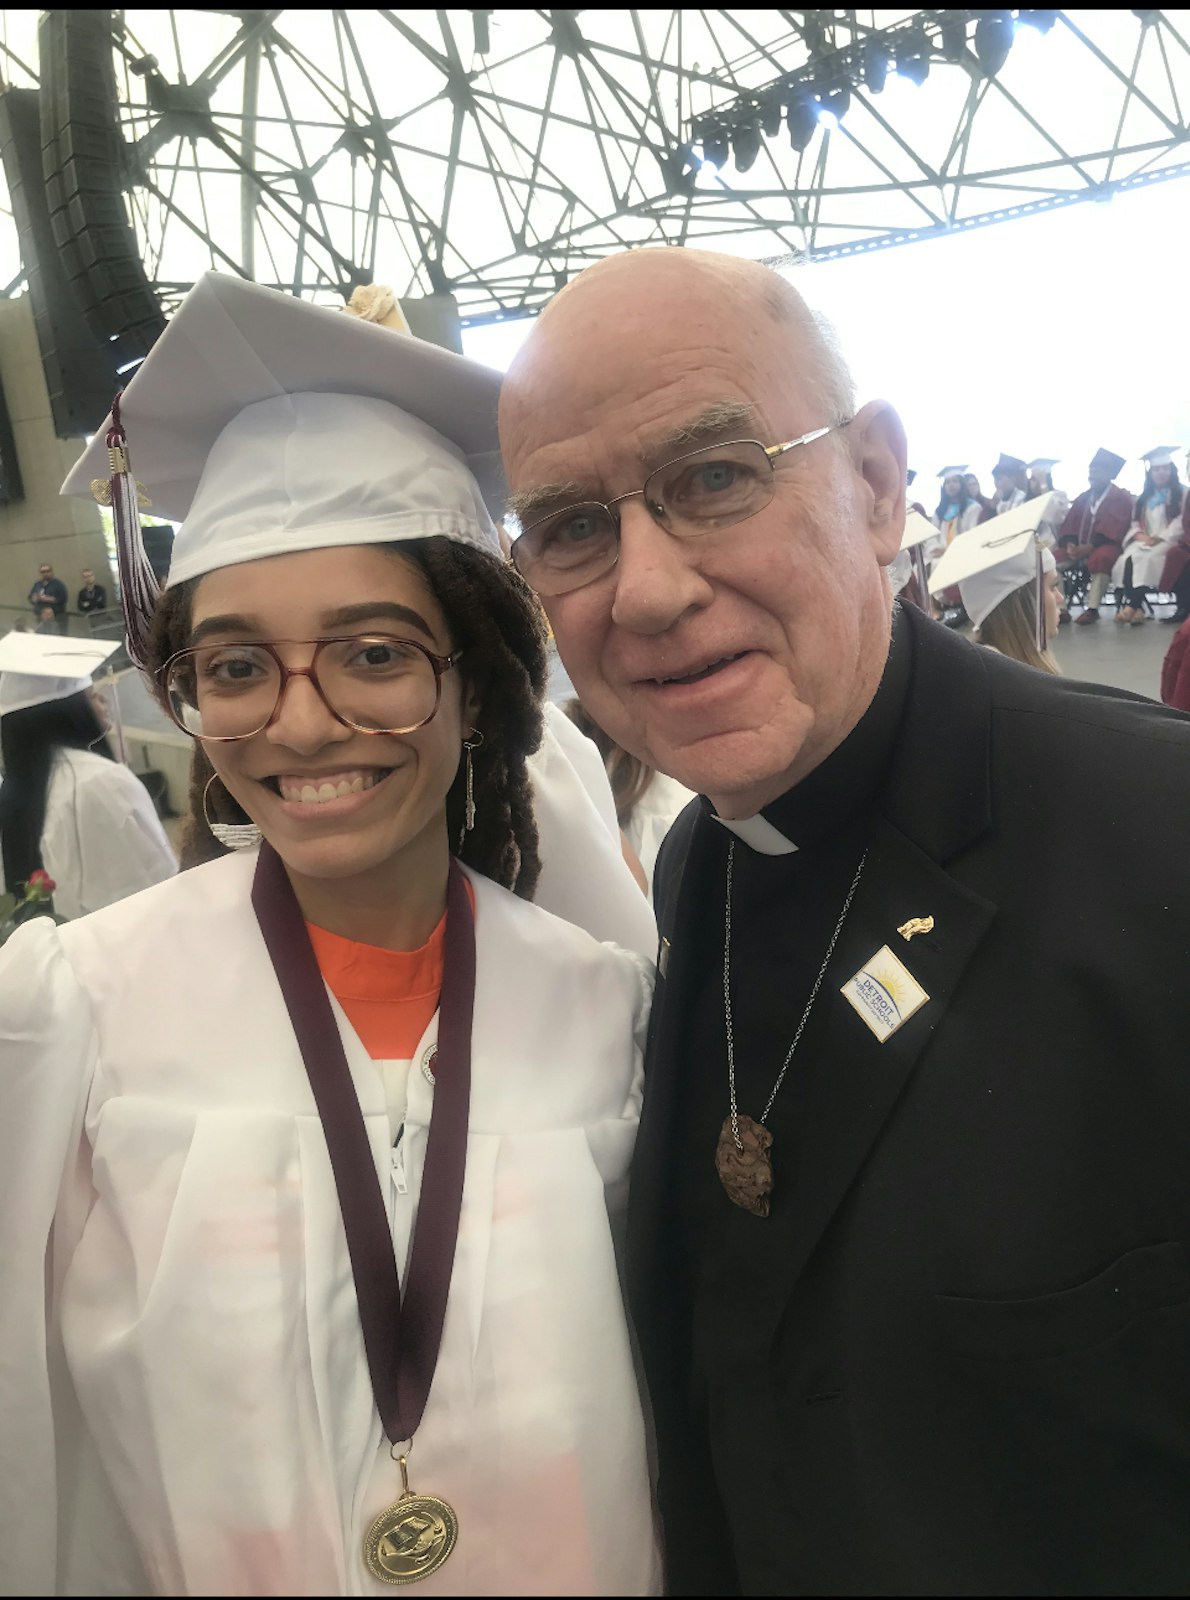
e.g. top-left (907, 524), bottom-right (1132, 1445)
top-left (0, 358), bottom-right (23, 503)
top-left (0, 84), bottom-right (118, 439)
top-left (39, 10), bottom-right (165, 372)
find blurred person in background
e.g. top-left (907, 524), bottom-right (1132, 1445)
top-left (933, 466), bottom-right (982, 544)
top-left (33, 604), bottom-right (62, 635)
top-left (27, 561), bottom-right (67, 626)
top-left (1113, 446), bottom-right (1184, 625)
top-left (990, 453), bottom-right (1028, 517)
top-left (0, 634), bottom-right (176, 921)
top-left (564, 697), bottom-right (694, 891)
top-left (1159, 448), bottom-right (1190, 626)
top-left (963, 472), bottom-right (995, 524)
top-left (77, 567), bottom-right (109, 616)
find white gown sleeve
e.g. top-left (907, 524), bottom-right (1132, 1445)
top-left (43, 759), bottom-right (177, 921)
top-left (0, 919), bottom-right (96, 1597)
top-left (526, 705), bottom-right (658, 962)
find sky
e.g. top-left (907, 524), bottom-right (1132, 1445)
top-left (462, 168), bottom-right (1190, 506)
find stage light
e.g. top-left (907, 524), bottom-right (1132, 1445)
top-left (760, 95), bottom-right (783, 138)
top-left (702, 124), bottom-right (729, 169)
top-left (940, 16), bottom-right (967, 61)
top-left (732, 119), bottom-right (761, 174)
top-left (786, 90), bottom-right (819, 153)
top-left (823, 81), bottom-right (851, 122)
top-left (896, 28), bottom-right (931, 85)
top-left (863, 42), bottom-right (890, 93)
top-left (974, 10), bottom-right (1015, 76)
top-left (1019, 9), bottom-right (1058, 31)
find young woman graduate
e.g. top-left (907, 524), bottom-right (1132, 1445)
top-left (0, 273), bottom-right (660, 1598)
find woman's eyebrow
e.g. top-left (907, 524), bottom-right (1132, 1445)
top-left (319, 602), bottom-right (436, 639)
top-left (188, 602), bottom-right (437, 647)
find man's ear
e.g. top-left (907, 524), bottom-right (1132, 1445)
top-left (848, 399), bottom-right (907, 567)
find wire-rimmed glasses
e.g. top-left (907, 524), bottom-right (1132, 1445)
top-left (510, 422), bottom-right (849, 597)
top-left (159, 635), bottom-right (462, 742)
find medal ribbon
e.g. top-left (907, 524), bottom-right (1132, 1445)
top-left (251, 842), bottom-right (474, 1445)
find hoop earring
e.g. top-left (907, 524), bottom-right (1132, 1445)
top-left (203, 773), bottom-right (262, 851)
top-left (457, 730), bottom-right (484, 853)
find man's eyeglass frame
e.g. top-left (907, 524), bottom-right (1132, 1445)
top-left (511, 420), bottom-right (851, 591)
top-left (158, 635), bottom-right (463, 743)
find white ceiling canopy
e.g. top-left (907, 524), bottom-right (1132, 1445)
top-left (0, 9), bottom-right (1188, 326)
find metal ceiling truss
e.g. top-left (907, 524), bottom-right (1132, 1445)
top-left (1, 9), bottom-right (1188, 326)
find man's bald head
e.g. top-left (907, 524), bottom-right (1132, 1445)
top-left (498, 244), bottom-right (905, 818)
top-left (504, 247), bottom-right (854, 441)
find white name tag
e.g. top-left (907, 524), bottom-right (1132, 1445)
top-left (841, 945), bottom-right (929, 1041)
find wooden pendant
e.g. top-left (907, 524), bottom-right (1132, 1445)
top-left (715, 1114), bottom-right (773, 1217)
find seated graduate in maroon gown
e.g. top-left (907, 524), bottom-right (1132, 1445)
top-left (1056, 447), bottom-right (1132, 624)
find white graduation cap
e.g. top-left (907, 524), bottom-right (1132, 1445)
top-left (0, 633), bottom-right (120, 717)
top-left (888, 511), bottom-right (939, 601)
top-left (900, 511), bottom-right (938, 552)
top-left (928, 494), bottom-right (1057, 632)
top-left (936, 465), bottom-right (968, 479)
top-left (60, 272), bottom-right (504, 594)
top-left (1141, 445), bottom-right (1181, 468)
top-left (1027, 457), bottom-right (1060, 474)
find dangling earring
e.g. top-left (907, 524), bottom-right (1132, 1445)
top-left (203, 773), bottom-right (262, 850)
top-left (457, 730), bottom-right (484, 853)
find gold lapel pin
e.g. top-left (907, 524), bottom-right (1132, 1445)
top-left (897, 915), bottom-right (935, 942)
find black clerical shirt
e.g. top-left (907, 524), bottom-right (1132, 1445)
top-left (673, 611), bottom-right (912, 1356)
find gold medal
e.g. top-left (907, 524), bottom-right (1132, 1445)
top-left (364, 1455), bottom-right (458, 1585)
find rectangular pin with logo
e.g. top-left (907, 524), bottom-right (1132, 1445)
top-left (841, 944), bottom-right (929, 1041)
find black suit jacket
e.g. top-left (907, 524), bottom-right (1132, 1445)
top-left (628, 604), bottom-right (1190, 1596)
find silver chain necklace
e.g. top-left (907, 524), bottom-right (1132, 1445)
top-left (716, 837), bottom-right (868, 1217)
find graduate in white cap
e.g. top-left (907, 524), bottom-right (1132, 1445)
top-left (1024, 457), bottom-right (1069, 549)
top-left (928, 497), bottom-right (1063, 675)
top-left (1112, 445), bottom-right (1185, 624)
top-left (0, 633), bottom-right (176, 919)
top-left (0, 272), bottom-right (660, 1598)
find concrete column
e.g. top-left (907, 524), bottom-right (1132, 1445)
top-left (0, 295), bottom-right (112, 635)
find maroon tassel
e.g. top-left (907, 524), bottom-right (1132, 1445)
top-left (105, 391), bottom-right (161, 671)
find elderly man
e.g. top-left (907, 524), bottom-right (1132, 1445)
top-left (499, 248), bottom-right (1190, 1596)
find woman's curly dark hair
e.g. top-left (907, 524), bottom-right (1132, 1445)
top-left (145, 538), bottom-right (549, 897)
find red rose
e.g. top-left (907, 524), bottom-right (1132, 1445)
top-left (27, 869), bottom-right (56, 894)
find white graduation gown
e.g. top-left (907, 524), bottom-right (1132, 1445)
top-left (1110, 500), bottom-right (1178, 590)
top-left (528, 703), bottom-right (657, 961)
top-left (625, 775), bottom-right (696, 892)
top-left (0, 850), bottom-right (660, 1597)
top-left (0, 748), bottom-right (177, 920)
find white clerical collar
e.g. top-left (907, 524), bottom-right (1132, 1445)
top-left (711, 811), bottom-right (798, 855)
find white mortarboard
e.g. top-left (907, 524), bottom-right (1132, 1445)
top-left (0, 633), bottom-right (120, 717)
top-left (60, 271), bottom-right (504, 590)
top-left (1141, 445), bottom-right (1181, 468)
top-left (937, 465), bottom-right (968, 479)
top-left (900, 511), bottom-right (939, 552)
top-left (928, 494), bottom-right (1057, 630)
top-left (888, 511), bottom-right (939, 601)
top-left (1027, 458), bottom-right (1059, 473)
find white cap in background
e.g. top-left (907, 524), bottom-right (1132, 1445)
top-left (0, 633), bottom-right (120, 717)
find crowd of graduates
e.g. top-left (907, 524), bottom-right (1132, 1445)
top-left (899, 444), bottom-right (1190, 709)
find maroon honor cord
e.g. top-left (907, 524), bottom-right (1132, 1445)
top-left (251, 843), bottom-right (474, 1444)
